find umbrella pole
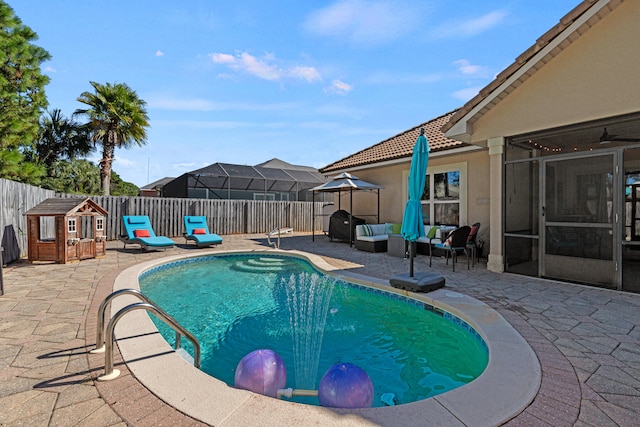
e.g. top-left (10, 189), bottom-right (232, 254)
top-left (409, 242), bottom-right (414, 277)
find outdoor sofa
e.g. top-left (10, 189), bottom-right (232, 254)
top-left (355, 223), bottom-right (402, 252)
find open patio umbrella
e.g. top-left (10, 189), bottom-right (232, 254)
top-left (401, 128), bottom-right (429, 277)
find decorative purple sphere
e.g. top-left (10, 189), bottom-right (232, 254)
top-left (234, 349), bottom-right (287, 398)
top-left (318, 363), bottom-right (374, 408)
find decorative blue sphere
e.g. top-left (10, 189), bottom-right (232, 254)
top-left (318, 363), bottom-right (374, 408)
top-left (234, 349), bottom-right (287, 398)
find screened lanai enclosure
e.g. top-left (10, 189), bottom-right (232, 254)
top-left (162, 159), bottom-right (331, 202)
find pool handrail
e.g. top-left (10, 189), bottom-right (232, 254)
top-left (91, 288), bottom-right (201, 380)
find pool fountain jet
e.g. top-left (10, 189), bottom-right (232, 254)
top-left (283, 273), bottom-right (335, 390)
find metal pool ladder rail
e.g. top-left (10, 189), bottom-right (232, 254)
top-left (91, 288), bottom-right (201, 381)
top-left (267, 227), bottom-right (294, 249)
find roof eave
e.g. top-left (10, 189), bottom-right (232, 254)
top-left (444, 0), bottom-right (619, 141)
top-left (321, 144), bottom-right (484, 176)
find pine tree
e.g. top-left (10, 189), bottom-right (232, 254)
top-left (0, 1), bottom-right (50, 182)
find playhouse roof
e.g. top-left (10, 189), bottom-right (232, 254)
top-left (25, 198), bottom-right (108, 217)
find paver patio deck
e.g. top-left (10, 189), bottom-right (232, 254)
top-left (0, 232), bottom-right (639, 426)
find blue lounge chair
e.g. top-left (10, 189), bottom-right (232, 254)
top-left (183, 216), bottom-right (223, 248)
top-left (120, 216), bottom-right (175, 250)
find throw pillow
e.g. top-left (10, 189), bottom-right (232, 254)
top-left (391, 223), bottom-right (402, 234)
top-left (193, 228), bottom-right (207, 235)
top-left (468, 225), bottom-right (479, 241)
top-left (134, 229), bottom-right (150, 238)
top-left (364, 224), bottom-right (373, 236)
top-left (426, 226), bottom-right (437, 239)
top-left (385, 223), bottom-right (394, 235)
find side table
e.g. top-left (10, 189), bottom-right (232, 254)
top-left (388, 234), bottom-right (407, 258)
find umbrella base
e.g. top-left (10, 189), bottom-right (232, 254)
top-left (389, 272), bottom-right (445, 293)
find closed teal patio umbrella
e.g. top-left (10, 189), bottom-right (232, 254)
top-left (401, 128), bottom-right (429, 277)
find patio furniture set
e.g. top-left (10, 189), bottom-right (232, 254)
top-left (354, 222), bottom-right (481, 271)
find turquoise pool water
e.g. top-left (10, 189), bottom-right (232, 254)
top-left (139, 254), bottom-right (488, 407)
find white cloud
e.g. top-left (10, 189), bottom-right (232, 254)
top-left (44, 66), bottom-right (56, 73)
top-left (452, 86), bottom-right (482, 102)
top-left (290, 66), bottom-right (322, 83)
top-left (155, 50), bottom-right (164, 57)
top-left (209, 51), bottom-right (322, 83)
top-left (324, 79), bottom-right (353, 95)
top-left (304, 0), bottom-right (420, 46)
top-left (431, 10), bottom-right (508, 39)
top-left (210, 53), bottom-right (235, 64)
top-left (453, 59), bottom-right (485, 76)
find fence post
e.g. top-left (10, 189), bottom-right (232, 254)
top-left (0, 247), bottom-right (4, 296)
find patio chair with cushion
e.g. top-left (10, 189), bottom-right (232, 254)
top-left (466, 222), bottom-right (481, 265)
top-left (429, 226), bottom-right (472, 271)
top-left (183, 216), bottom-right (223, 247)
top-left (120, 216), bottom-right (175, 251)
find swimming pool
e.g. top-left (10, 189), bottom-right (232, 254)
top-left (108, 249), bottom-right (540, 425)
top-left (138, 253), bottom-right (488, 407)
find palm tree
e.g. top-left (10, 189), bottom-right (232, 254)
top-left (74, 81), bottom-right (149, 195)
top-left (31, 109), bottom-right (93, 168)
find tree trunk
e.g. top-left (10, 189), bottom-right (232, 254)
top-left (100, 136), bottom-right (115, 196)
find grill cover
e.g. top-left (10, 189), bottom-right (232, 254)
top-left (328, 210), bottom-right (365, 242)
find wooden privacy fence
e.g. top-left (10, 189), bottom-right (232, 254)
top-left (0, 179), bottom-right (55, 263)
top-left (81, 196), bottom-right (325, 240)
top-left (1, 179), bottom-right (327, 263)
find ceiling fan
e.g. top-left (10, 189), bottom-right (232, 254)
top-left (599, 128), bottom-right (640, 144)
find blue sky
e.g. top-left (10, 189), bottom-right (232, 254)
top-left (11, 0), bottom-right (578, 187)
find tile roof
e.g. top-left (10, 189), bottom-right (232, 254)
top-left (442, 0), bottom-right (622, 135)
top-left (319, 110), bottom-right (466, 174)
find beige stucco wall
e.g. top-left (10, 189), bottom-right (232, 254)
top-left (333, 148), bottom-right (491, 246)
top-left (471, 0), bottom-right (640, 143)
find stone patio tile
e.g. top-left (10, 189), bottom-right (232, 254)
top-left (578, 399), bottom-right (619, 426)
top-left (0, 376), bottom-right (41, 398)
top-left (54, 383), bottom-right (100, 408)
top-left (502, 410), bottom-right (554, 427)
top-left (73, 404), bottom-right (126, 427)
top-left (594, 400), bottom-right (639, 426)
top-left (33, 320), bottom-right (80, 337)
top-left (50, 397), bottom-right (108, 426)
top-left (580, 382), bottom-right (604, 401)
top-left (134, 403), bottom-right (207, 427)
top-left (593, 365), bottom-right (640, 389)
top-left (553, 337), bottom-right (591, 353)
top-left (587, 352), bottom-right (629, 367)
top-left (12, 300), bottom-right (52, 314)
top-left (526, 394), bottom-right (579, 426)
top-left (612, 341), bottom-right (640, 363)
top-left (0, 318), bottom-right (39, 338)
top-left (574, 367), bottom-right (594, 383)
top-left (573, 336), bottom-right (621, 354)
top-left (586, 373), bottom-right (640, 396)
top-left (0, 389), bottom-right (57, 424)
top-left (20, 360), bottom-right (69, 381)
top-left (111, 392), bottom-right (165, 424)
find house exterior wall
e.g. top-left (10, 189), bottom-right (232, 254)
top-left (333, 148), bottom-right (491, 249)
top-left (454, 1), bottom-right (639, 273)
top-left (471, 1), bottom-right (640, 144)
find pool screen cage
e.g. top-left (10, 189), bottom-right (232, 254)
top-left (162, 162), bottom-right (330, 201)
